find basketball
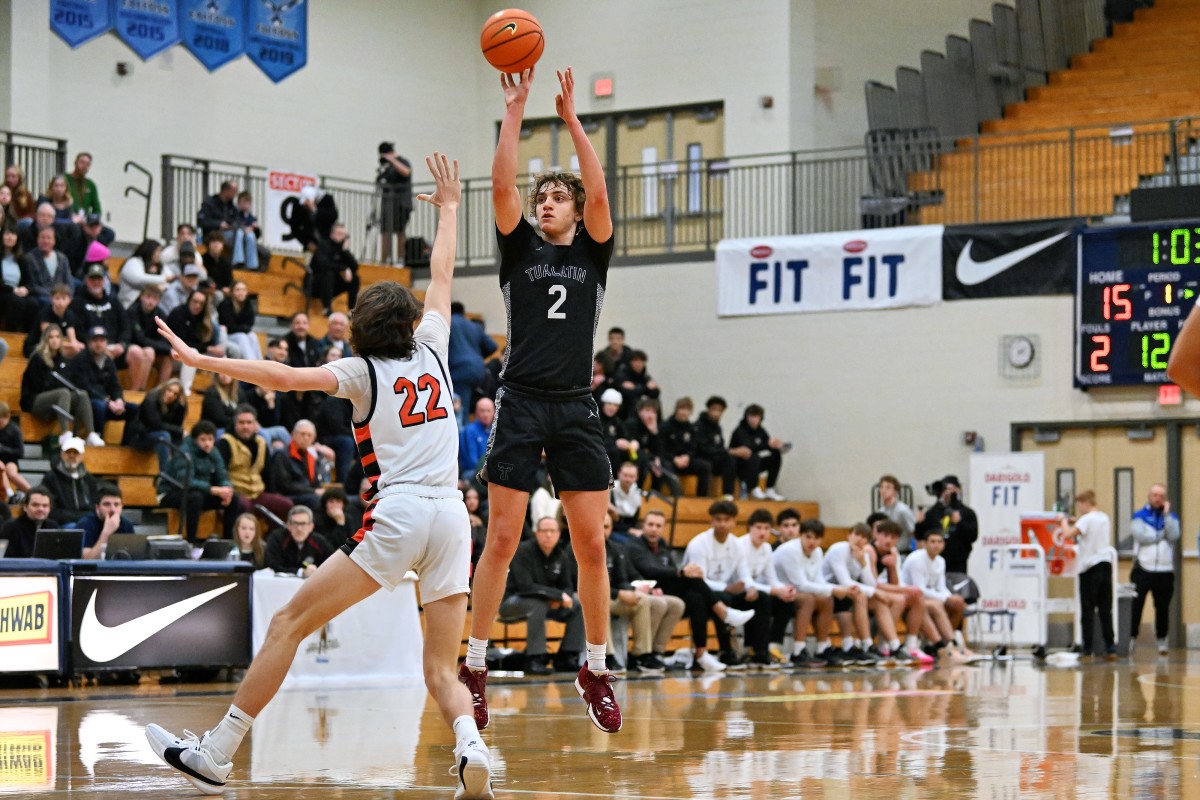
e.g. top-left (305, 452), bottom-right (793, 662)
top-left (480, 9), bottom-right (544, 73)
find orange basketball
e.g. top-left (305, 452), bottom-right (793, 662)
top-left (480, 9), bottom-right (544, 73)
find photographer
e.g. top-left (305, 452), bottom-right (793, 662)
top-left (915, 475), bottom-right (978, 580)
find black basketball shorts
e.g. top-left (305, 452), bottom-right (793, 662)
top-left (833, 595), bottom-right (854, 613)
top-left (479, 386), bottom-right (613, 493)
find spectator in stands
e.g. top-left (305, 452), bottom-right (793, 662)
top-left (624, 397), bottom-right (680, 497)
top-left (24, 284), bottom-right (82, 358)
top-left (310, 221), bottom-right (359, 317)
top-left (0, 225), bottom-right (35, 332)
top-left (602, 514), bottom-right (674, 673)
top-left (0, 402), bottom-right (30, 499)
top-left (376, 142), bottom-right (412, 265)
top-left (232, 191), bottom-right (261, 270)
top-left (661, 396), bottom-right (712, 497)
top-left (20, 324), bottom-right (98, 445)
top-left (127, 284), bottom-right (175, 387)
top-left (4, 165), bottom-right (35, 221)
top-left (0, 487), bottom-right (57, 559)
top-left (595, 326), bottom-right (631, 380)
top-left (198, 180), bottom-right (240, 241)
top-left (868, 519), bottom-right (930, 663)
top-left (1057, 489), bottom-right (1115, 658)
top-left (682, 499), bottom-right (770, 669)
top-left (0, 185), bottom-right (10, 221)
top-left (39, 174), bottom-right (80, 223)
top-left (314, 349), bottom-right (355, 485)
top-left (233, 512), bottom-right (265, 569)
top-left (820, 522), bottom-right (881, 666)
top-left (915, 475), bottom-right (978, 580)
top-left (265, 504), bottom-right (335, 577)
top-left (313, 485), bottom-right (356, 544)
top-left (67, 216), bottom-right (110, 275)
top-left (458, 397), bottom-right (493, 484)
top-left (283, 185), bottom-right (336, 252)
top-left (217, 280), bottom-right (261, 362)
top-left (21, 224), bottom-right (72, 308)
top-left (284, 312), bottom-right (320, 368)
top-left (776, 508), bottom-right (802, 547)
top-left (72, 262), bottom-right (155, 391)
top-left (162, 420), bottom-right (241, 543)
top-left (201, 371), bottom-right (246, 434)
top-left (730, 403), bottom-right (786, 501)
top-left (590, 355), bottom-right (611, 406)
top-left (159, 261), bottom-right (202, 316)
top-left (126, 378), bottom-right (187, 470)
top-left (167, 288), bottom-right (228, 396)
top-left (875, 474), bottom-right (916, 553)
top-left (66, 325), bottom-right (137, 443)
top-left (217, 404), bottom-right (293, 523)
top-left (316, 310), bottom-right (351, 357)
top-left (270, 419), bottom-right (330, 511)
top-left (160, 223), bottom-right (204, 278)
top-left (694, 396), bottom-right (737, 499)
top-left (900, 528), bottom-right (972, 661)
top-left (41, 435), bottom-right (99, 524)
top-left (448, 302), bottom-right (497, 424)
top-left (501, 516), bottom-right (586, 675)
top-left (117, 239), bottom-right (170, 309)
top-left (769, 516), bottom-right (851, 667)
top-left (1129, 483), bottom-right (1180, 655)
top-left (614, 350), bottom-right (658, 417)
top-left (19, 203), bottom-right (82, 277)
top-left (736, 509), bottom-right (793, 667)
top-left (73, 482), bottom-right (135, 560)
top-left (608, 461), bottom-right (642, 541)
top-left (626, 509), bottom-right (754, 672)
top-left (596, 388), bottom-right (630, 473)
top-left (67, 153), bottom-right (101, 217)
top-left (245, 337), bottom-right (290, 448)
top-left (202, 231), bottom-right (233, 292)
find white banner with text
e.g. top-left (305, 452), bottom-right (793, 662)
top-left (265, 169), bottom-right (318, 252)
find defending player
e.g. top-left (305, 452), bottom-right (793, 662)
top-left (144, 154), bottom-right (495, 800)
top-left (459, 65), bottom-right (622, 733)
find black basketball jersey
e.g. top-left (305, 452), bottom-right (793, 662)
top-left (497, 217), bottom-right (613, 395)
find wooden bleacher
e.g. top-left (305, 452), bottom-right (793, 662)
top-left (912, 0), bottom-right (1200, 224)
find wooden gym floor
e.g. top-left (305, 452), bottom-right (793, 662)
top-left (3, 651), bottom-right (1200, 798)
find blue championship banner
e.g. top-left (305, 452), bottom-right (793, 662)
top-left (247, 0), bottom-right (307, 83)
top-left (50, 0), bottom-right (115, 48)
top-left (179, 0), bottom-right (244, 71)
top-left (115, 0), bottom-right (181, 60)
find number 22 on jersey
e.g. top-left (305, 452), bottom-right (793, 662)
top-left (392, 374), bottom-right (449, 427)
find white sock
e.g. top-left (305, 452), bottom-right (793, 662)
top-left (792, 640), bottom-right (805, 656)
top-left (453, 715), bottom-right (481, 748)
top-left (204, 705), bottom-right (254, 764)
top-left (465, 637), bottom-right (488, 669)
top-left (952, 630), bottom-right (965, 648)
top-left (815, 640), bottom-right (830, 654)
top-left (887, 639), bottom-right (901, 653)
top-left (905, 635), bottom-right (920, 651)
top-left (586, 642), bottom-right (607, 673)
top-left (842, 638), bottom-right (855, 652)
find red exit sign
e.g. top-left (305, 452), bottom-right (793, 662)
top-left (1159, 384), bottom-right (1182, 405)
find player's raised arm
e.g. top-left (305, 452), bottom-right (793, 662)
top-left (493, 68), bottom-right (533, 235)
top-left (555, 66), bottom-right (612, 242)
top-left (155, 316), bottom-right (337, 394)
top-left (416, 152), bottom-right (461, 322)
top-left (1167, 302), bottom-right (1200, 396)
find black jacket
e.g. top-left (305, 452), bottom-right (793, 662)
top-left (126, 394), bottom-right (186, 445)
top-left (604, 538), bottom-right (635, 599)
top-left (916, 501), bottom-right (979, 574)
top-left (624, 418), bottom-right (668, 463)
top-left (201, 384), bottom-right (248, 431)
top-left (694, 415), bottom-right (728, 461)
top-left (197, 193), bottom-right (238, 236)
top-left (315, 394), bottom-right (353, 441)
top-left (505, 538), bottom-right (578, 601)
top-left (40, 458), bottom-right (99, 524)
top-left (264, 528), bottom-right (335, 573)
top-left (20, 350), bottom-right (70, 412)
top-left (128, 303), bottom-right (172, 355)
top-left (217, 296), bottom-right (256, 335)
top-left (71, 287), bottom-right (132, 348)
top-left (166, 305), bottom-right (218, 351)
top-left (1, 514), bottom-right (60, 559)
top-left (65, 350), bottom-right (122, 402)
top-left (311, 236), bottom-right (358, 277)
top-left (281, 194), bottom-right (337, 249)
top-left (730, 419), bottom-right (773, 455)
top-left (661, 417), bottom-right (699, 459)
top-left (625, 535), bottom-right (683, 582)
top-left (284, 331), bottom-right (321, 368)
top-left (0, 422), bottom-right (24, 466)
top-left (269, 447), bottom-right (321, 497)
top-left (23, 306), bottom-right (81, 357)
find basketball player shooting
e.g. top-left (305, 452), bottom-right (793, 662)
top-left (144, 153), bottom-right (496, 800)
top-left (458, 65), bottom-right (623, 735)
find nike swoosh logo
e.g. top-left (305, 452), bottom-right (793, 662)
top-left (501, 22), bottom-right (517, 35)
top-left (955, 232), bottom-right (1070, 286)
top-left (79, 583), bottom-right (237, 663)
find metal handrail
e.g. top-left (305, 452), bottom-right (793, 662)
top-left (123, 161), bottom-right (153, 242)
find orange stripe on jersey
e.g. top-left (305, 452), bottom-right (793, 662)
top-left (360, 451), bottom-right (378, 468)
top-left (352, 501), bottom-right (378, 543)
top-left (354, 423), bottom-right (373, 445)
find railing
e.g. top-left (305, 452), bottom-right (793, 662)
top-left (160, 115), bottom-right (1200, 267)
top-left (2, 131), bottom-right (68, 201)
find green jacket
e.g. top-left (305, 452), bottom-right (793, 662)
top-left (67, 174), bottom-right (101, 215)
top-left (169, 437), bottom-right (231, 493)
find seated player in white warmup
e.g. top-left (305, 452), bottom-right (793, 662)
top-left (143, 154), bottom-right (496, 800)
top-left (899, 529), bottom-right (973, 660)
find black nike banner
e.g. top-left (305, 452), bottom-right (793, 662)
top-left (942, 218), bottom-right (1083, 300)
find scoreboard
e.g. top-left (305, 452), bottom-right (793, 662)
top-left (1075, 222), bottom-right (1200, 387)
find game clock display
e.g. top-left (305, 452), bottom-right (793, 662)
top-left (1075, 222), bottom-right (1200, 387)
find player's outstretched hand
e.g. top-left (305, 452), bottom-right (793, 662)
top-left (155, 316), bottom-right (202, 367)
top-left (501, 67), bottom-right (533, 108)
top-left (555, 66), bottom-right (577, 122)
top-left (416, 152), bottom-right (461, 209)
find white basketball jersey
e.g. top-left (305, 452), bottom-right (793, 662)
top-left (322, 311), bottom-right (459, 498)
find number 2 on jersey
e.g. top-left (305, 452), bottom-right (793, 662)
top-left (548, 284), bottom-right (567, 319)
top-left (392, 374), bottom-right (449, 427)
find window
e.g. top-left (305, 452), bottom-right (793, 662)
top-left (686, 142), bottom-right (703, 213)
top-left (641, 146), bottom-right (658, 216)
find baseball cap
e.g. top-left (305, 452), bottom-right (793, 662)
top-left (60, 435), bottom-right (85, 454)
top-left (941, 475), bottom-right (962, 489)
top-left (85, 262), bottom-right (107, 279)
top-left (179, 242), bottom-right (197, 260)
top-left (85, 212), bottom-right (102, 225)
top-left (182, 263), bottom-right (203, 278)
top-left (600, 388), bottom-right (623, 405)
top-left (87, 325), bottom-right (107, 340)
top-left (378, 141), bottom-right (395, 155)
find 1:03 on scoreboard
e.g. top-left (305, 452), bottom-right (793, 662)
top-left (1075, 223), bottom-right (1200, 387)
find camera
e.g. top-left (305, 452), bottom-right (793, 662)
top-left (925, 480), bottom-right (944, 497)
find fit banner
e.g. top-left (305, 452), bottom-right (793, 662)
top-left (716, 225), bottom-right (944, 317)
top-left (942, 218), bottom-right (1083, 299)
top-left (247, 0), bottom-right (307, 83)
top-left (114, 0), bottom-right (181, 60)
top-left (49, 0), bottom-right (115, 48)
top-left (179, 0), bottom-right (244, 71)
